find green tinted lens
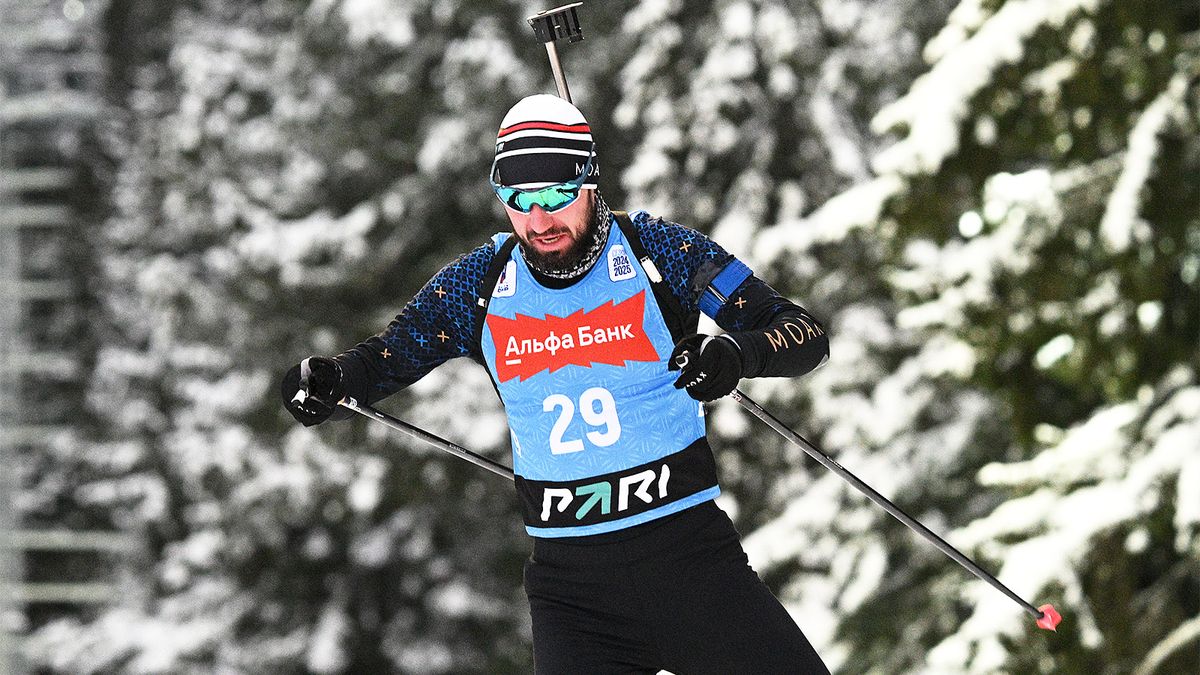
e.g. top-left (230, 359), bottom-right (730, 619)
top-left (497, 184), bottom-right (580, 214)
top-left (495, 186), bottom-right (521, 210)
top-left (517, 185), bottom-right (579, 213)
top-left (492, 145), bottom-right (592, 213)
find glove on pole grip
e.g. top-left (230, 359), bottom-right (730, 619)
top-left (293, 357), bottom-right (316, 404)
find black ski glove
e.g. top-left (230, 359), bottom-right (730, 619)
top-left (668, 333), bottom-right (744, 402)
top-left (281, 356), bottom-right (346, 427)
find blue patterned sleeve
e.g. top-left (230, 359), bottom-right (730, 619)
top-left (629, 211), bottom-right (827, 378)
top-left (628, 211), bottom-right (795, 330)
top-left (333, 240), bottom-right (497, 406)
top-left (628, 210), bottom-right (733, 315)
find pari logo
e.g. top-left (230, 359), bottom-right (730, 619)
top-left (541, 464), bottom-right (671, 522)
top-left (608, 244), bottom-right (636, 282)
top-left (487, 290), bottom-right (659, 382)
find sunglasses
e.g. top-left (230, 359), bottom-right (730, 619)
top-left (490, 145), bottom-right (595, 214)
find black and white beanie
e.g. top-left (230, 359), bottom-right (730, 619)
top-left (494, 94), bottom-right (599, 189)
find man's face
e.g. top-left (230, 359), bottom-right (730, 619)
top-left (505, 189), bottom-right (595, 272)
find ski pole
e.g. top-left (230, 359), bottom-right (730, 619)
top-left (337, 396), bottom-right (515, 482)
top-left (729, 386), bottom-right (1062, 632)
top-left (527, 2), bottom-right (585, 102)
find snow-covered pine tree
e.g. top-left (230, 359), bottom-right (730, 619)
top-left (27, 0), bottom-right (539, 671)
top-left (741, 0), bottom-right (1198, 672)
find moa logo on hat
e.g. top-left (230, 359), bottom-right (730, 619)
top-left (494, 94), bottom-right (599, 189)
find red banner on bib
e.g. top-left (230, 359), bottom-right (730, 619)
top-left (487, 291), bottom-right (660, 382)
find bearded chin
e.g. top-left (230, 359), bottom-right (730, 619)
top-left (520, 198), bottom-right (597, 273)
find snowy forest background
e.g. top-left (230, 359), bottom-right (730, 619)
top-left (2, 0), bottom-right (1197, 672)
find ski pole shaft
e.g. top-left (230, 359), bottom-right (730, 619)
top-left (730, 388), bottom-right (1059, 628)
top-left (338, 397), bottom-right (515, 482)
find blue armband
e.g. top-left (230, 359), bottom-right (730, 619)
top-left (698, 259), bottom-right (752, 318)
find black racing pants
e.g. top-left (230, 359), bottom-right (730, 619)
top-left (524, 500), bottom-right (830, 674)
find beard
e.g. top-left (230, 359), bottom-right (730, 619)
top-left (516, 195), bottom-right (598, 274)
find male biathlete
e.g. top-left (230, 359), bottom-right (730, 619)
top-left (283, 94), bottom-right (832, 674)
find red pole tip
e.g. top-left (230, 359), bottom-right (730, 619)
top-left (1036, 604), bottom-right (1062, 631)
